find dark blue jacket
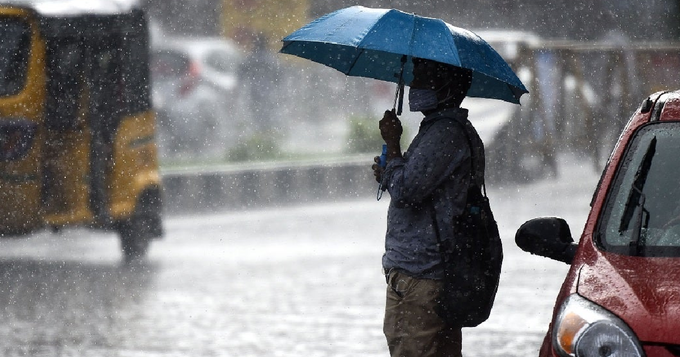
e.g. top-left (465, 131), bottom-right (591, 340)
top-left (381, 108), bottom-right (485, 279)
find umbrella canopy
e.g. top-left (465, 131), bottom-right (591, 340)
top-left (280, 6), bottom-right (528, 105)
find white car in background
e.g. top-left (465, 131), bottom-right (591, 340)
top-left (150, 37), bottom-right (243, 160)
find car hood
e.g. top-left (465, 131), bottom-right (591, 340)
top-left (577, 252), bottom-right (680, 344)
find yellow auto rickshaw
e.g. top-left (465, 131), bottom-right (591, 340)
top-left (0, 0), bottom-right (163, 261)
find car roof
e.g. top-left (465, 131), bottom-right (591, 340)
top-left (473, 29), bottom-right (542, 45)
top-left (652, 90), bottom-right (680, 122)
top-left (154, 37), bottom-right (243, 60)
top-left (0, 0), bottom-right (145, 39)
top-left (472, 30), bottom-right (541, 61)
top-left (0, 0), bottom-right (141, 16)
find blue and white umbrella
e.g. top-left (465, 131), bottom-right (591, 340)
top-left (281, 6), bottom-right (528, 107)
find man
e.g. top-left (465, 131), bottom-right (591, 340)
top-left (371, 57), bottom-right (484, 357)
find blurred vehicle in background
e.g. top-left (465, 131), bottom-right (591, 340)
top-left (462, 30), bottom-right (541, 183)
top-left (473, 30), bottom-right (604, 183)
top-left (150, 37), bottom-right (243, 160)
top-left (0, 0), bottom-right (162, 262)
top-left (474, 30), bottom-right (541, 67)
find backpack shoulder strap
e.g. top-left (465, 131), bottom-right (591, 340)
top-left (438, 116), bottom-right (487, 195)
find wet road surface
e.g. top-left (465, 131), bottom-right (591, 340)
top-left (0, 155), bottom-right (598, 356)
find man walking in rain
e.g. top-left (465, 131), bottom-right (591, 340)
top-left (372, 57), bottom-right (484, 357)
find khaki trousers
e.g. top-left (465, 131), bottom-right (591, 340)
top-left (384, 270), bottom-right (462, 357)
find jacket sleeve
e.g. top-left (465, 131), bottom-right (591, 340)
top-left (381, 119), bottom-right (470, 206)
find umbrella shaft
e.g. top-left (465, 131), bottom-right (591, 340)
top-left (393, 55), bottom-right (407, 115)
top-left (393, 83), bottom-right (405, 115)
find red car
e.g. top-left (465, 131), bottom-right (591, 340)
top-left (516, 90), bottom-right (680, 357)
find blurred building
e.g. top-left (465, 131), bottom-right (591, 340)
top-left (143, 0), bottom-right (222, 37)
top-left (221, 0), bottom-right (309, 50)
top-left (141, 0), bottom-right (680, 172)
top-left (143, 0), bottom-right (680, 42)
top-left (311, 0), bottom-right (680, 41)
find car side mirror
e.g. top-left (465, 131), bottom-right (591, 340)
top-left (515, 217), bottom-right (578, 264)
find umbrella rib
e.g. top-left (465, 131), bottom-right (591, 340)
top-left (407, 13), bottom-right (417, 59)
top-left (345, 47), bottom-right (365, 75)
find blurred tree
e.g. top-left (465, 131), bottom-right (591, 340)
top-left (221, 0), bottom-right (309, 50)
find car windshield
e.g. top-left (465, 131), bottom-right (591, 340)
top-left (204, 48), bottom-right (240, 74)
top-left (0, 16), bottom-right (30, 97)
top-left (150, 50), bottom-right (190, 80)
top-left (599, 122), bottom-right (680, 257)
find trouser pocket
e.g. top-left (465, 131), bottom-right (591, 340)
top-left (386, 270), bottom-right (407, 298)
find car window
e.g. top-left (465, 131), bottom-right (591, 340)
top-left (45, 39), bottom-right (83, 131)
top-left (0, 16), bottom-right (30, 97)
top-left (599, 122), bottom-right (680, 257)
top-left (118, 17), bottom-right (152, 114)
top-left (151, 50), bottom-right (190, 79)
top-left (204, 50), bottom-right (238, 74)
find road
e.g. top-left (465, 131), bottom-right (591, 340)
top-left (0, 154), bottom-right (599, 357)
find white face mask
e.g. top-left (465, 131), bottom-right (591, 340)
top-left (408, 88), bottom-right (438, 112)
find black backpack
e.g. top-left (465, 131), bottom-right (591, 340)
top-left (434, 120), bottom-right (503, 328)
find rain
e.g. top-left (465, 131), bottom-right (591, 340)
top-left (1, 0), bottom-right (680, 356)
